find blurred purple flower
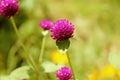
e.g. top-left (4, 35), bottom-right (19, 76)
top-left (0, 0), bottom-right (19, 18)
top-left (39, 20), bottom-right (53, 30)
top-left (50, 19), bottom-right (74, 41)
top-left (56, 66), bottom-right (72, 80)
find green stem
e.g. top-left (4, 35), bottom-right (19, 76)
top-left (10, 17), bottom-right (39, 75)
top-left (39, 35), bottom-right (46, 63)
top-left (66, 52), bottom-right (76, 80)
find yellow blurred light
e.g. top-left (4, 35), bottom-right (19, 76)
top-left (88, 65), bottom-right (120, 80)
top-left (99, 65), bottom-right (117, 78)
top-left (51, 50), bottom-right (68, 64)
top-left (116, 70), bottom-right (120, 77)
top-left (88, 70), bottom-right (99, 80)
top-left (112, 77), bottom-right (118, 80)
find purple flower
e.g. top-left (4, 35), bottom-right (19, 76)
top-left (56, 66), bottom-right (72, 80)
top-left (39, 20), bottom-right (53, 30)
top-left (50, 19), bottom-right (74, 41)
top-left (0, 0), bottom-right (19, 18)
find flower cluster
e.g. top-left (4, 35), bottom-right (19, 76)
top-left (0, 0), bottom-right (75, 79)
top-left (39, 19), bottom-right (74, 41)
top-left (0, 0), bottom-right (19, 18)
top-left (56, 66), bottom-right (72, 80)
top-left (39, 19), bottom-right (74, 79)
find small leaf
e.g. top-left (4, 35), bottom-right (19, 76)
top-left (9, 66), bottom-right (30, 80)
top-left (56, 39), bottom-right (70, 54)
top-left (42, 61), bottom-right (64, 73)
top-left (108, 51), bottom-right (120, 70)
top-left (42, 30), bottom-right (48, 36)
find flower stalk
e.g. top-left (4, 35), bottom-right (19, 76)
top-left (39, 31), bottom-right (47, 63)
top-left (66, 52), bottom-right (76, 80)
top-left (10, 17), bottom-right (39, 75)
top-left (39, 20), bottom-right (52, 63)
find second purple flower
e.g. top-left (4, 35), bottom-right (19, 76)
top-left (39, 20), bottom-right (53, 30)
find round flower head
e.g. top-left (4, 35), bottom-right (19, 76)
top-left (56, 66), bottom-right (72, 80)
top-left (51, 19), bottom-right (74, 41)
top-left (0, 0), bottom-right (19, 18)
top-left (39, 20), bottom-right (53, 30)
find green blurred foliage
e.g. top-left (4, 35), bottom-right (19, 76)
top-left (0, 0), bottom-right (120, 80)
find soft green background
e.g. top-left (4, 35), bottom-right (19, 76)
top-left (0, 0), bottom-right (120, 80)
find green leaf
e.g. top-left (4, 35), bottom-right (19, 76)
top-left (56, 39), bottom-right (70, 54)
top-left (7, 41), bottom-right (22, 73)
top-left (108, 51), bottom-right (120, 70)
top-left (9, 66), bottom-right (30, 80)
top-left (42, 61), bottom-right (64, 73)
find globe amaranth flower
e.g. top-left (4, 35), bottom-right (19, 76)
top-left (51, 19), bottom-right (74, 41)
top-left (0, 0), bottom-right (19, 18)
top-left (56, 66), bottom-right (72, 80)
top-left (39, 20), bottom-right (53, 30)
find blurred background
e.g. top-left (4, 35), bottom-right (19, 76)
top-left (0, 0), bottom-right (120, 80)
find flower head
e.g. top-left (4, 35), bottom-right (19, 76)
top-left (51, 50), bottom-right (68, 64)
top-left (51, 19), bottom-right (74, 41)
top-left (56, 66), bottom-right (72, 80)
top-left (0, 0), bottom-right (19, 18)
top-left (39, 20), bottom-right (53, 30)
